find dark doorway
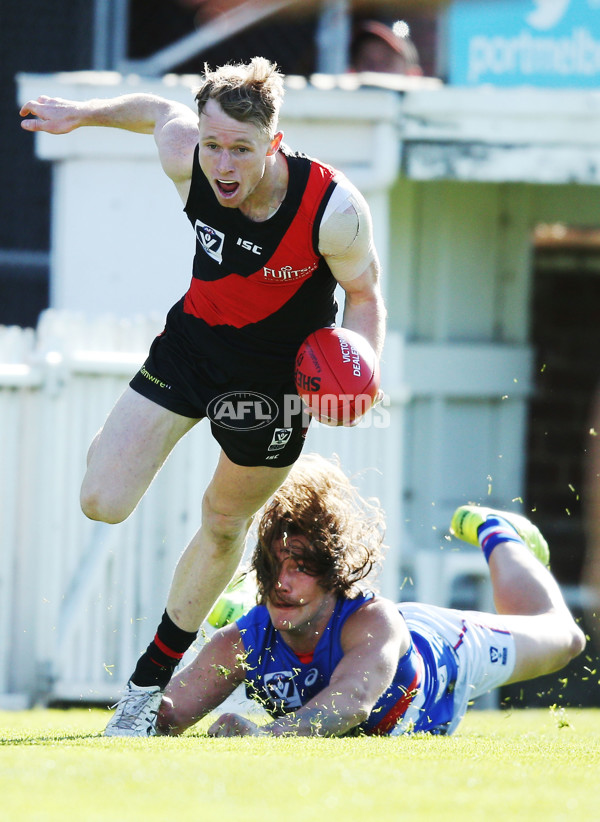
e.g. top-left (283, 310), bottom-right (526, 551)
top-left (502, 225), bottom-right (600, 709)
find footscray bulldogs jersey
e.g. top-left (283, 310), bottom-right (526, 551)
top-left (237, 593), bottom-right (460, 736)
top-left (175, 144), bottom-right (340, 376)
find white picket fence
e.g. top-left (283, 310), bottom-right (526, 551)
top-left (0, 311), bottom-right (405, 707)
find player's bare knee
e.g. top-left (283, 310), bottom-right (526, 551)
top-left (80, 486), bottom-right (130, 524)
top-left (554, 617), bottom-right (586, 670)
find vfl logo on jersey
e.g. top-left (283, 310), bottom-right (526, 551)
top-left (195, 219), bottom-right (225, 263)
top-left (268, 427), bottom-right (293, 452)
top-left (263, 671), bottom-right (302, 709)
top-left (490, 646), bottom-right (508, 665)
top-left (263, 264), bottom-right (317, 284)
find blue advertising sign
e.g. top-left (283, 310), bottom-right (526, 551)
top-left (447, 0), bottom-right (600, 86)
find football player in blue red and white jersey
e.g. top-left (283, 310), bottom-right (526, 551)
top-left (158, 454), bottom-right (585, 738)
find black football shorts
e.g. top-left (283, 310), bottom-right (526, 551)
top-left (129, 332), bottom-right (310, 468)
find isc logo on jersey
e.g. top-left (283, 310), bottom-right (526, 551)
top-left (195, 219), bottom-right (225, 263)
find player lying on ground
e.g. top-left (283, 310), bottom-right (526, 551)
top-left (158, 454), bottom-right (585, 737)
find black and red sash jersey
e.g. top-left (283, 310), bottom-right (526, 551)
top-left (170, 144), bottom-right (339, 378)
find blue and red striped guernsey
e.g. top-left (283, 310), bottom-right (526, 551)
top-left (368, 656), bottom-right (423, 736)
top-left (237, 594), bottom-right (441, 736)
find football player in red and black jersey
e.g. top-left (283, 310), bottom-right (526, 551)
top-left (20, 57), bottom-right (386, 736)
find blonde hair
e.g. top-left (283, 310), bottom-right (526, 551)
top-left (195, 57), bottom-right (284, 138)
top-left (252, 454), bottom-right (386, 601)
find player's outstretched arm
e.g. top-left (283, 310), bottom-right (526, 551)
top-left (20, 93), bottom-right (190, 134)
top-left (20, 94), bottom-right (199, 195)
top-left (209, 599), bottom-right (409, 738)
top-left (157, 622), bottom-right (247, 736)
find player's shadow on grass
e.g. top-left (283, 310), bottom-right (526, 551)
top-left (0, 732), bottom-right (102, 745)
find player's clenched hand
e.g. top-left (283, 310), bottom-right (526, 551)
top-left (341, 389), bottom-right (385, 428)
top-left (20, 96), bottom-right (83, 134)
top-left (208, 712), bottom-right (263, 737)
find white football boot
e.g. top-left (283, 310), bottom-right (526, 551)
top-left (104, 681), bottom-right (163, 737)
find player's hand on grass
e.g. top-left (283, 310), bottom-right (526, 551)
top-left (208, 712), bottom-right (262, 737)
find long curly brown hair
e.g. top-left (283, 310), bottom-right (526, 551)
top-left (251, 454), bottom-right (386, 602)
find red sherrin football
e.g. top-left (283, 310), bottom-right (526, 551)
top-left (294, 327), bottom-right (380, 425)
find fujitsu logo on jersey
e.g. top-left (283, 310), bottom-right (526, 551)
top-left (263, 263), bottom-right (317, 284)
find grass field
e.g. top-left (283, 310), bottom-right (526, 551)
top-left (2, 707), bottom-right (599, 821)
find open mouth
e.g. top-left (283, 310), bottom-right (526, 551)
top-left (216, 179), bottom-right (239, 197)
